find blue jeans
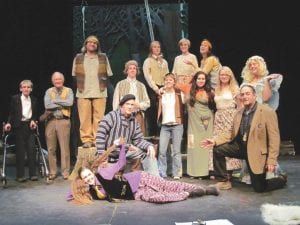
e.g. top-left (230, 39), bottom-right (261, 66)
top-left (126, 148), bottom-right (160, 177)
top-left (158, 124), bottom-right (183, 177)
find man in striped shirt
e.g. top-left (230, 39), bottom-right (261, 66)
top-left (96, 94), bottom-right (160, 176)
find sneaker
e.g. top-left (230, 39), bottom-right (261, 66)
top-left (173, 176), bottom-right (180, 180)
top-left (215, 181), bottom-right (232, 190)
top-left (30, 176), bottom-right (38, 181)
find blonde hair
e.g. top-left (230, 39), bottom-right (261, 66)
top-left (123, 60), bottom-right (140, 75)
top-left (148, 40), bottom-right (163, 57)
top-left (178, 38), bottom-right (191, 48)
top-left (164, 72), bottom-right (176, 81)
top-left (241, 55), bottom-right (269, 83)
top-left (215, 66), bottom-right (239, 96)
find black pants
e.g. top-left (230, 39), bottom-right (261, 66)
top-left (14, 122), bottom-right (36, 178)
top-left (213, 139), bottom-right (285, 193)
top-left (145, 87), bottom-right (161, 137)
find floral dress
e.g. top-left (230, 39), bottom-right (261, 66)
top-left (209, 91), bottom-right (242, 171)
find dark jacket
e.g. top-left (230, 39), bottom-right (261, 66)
top-left (7, 94), bottom-right (38, 128)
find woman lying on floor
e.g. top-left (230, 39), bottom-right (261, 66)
top-left (67, 140), bottom-right (219, 204)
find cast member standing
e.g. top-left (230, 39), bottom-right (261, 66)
top-left (113, 60), bottom-right (150, 134)
top-left (199, 39), bottom-right (222, 88)
top-left (177, 71), bottom-right (215, 178)
top-left (209, 66), bottom-right (242, 179)
top-left (157, 73), bottom-right (185, 179)
top-left (44, 72), bottom-right (74, 180)
top-left (241, 55), bottom-right (283, 111)
top-left (4, 80), bottom-right (38, 182)
top-left (143, 40), bottom-right (169, 136)
top-left (172, 38), bottom-right (198, 85)
top-left (72, 35), bottom-right (113, 148)
top-left (239, 55), bottom-right (283, 183)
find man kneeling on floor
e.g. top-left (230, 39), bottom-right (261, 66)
top-left (201, 84), bottom-right (287, 192)
top-left (95, 94), bottom-right (160, 176)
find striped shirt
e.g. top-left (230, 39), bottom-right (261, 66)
top-left (96, 109), bottom-right (152, 157)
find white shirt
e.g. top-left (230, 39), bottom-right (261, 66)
top-left (21, 94), bottom-right (32, 121)
top-left (161, 91), bottom-right (177, 125)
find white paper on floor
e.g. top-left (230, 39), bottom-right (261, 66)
top-left (175, 219), bottom-right (234, 225)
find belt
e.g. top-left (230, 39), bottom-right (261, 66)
top-left (49, 115), bottom-right (69, 120)
top-left (163, 123), bottom-right (179, 127)
top-left (21, 120), bottom-right (30, 123)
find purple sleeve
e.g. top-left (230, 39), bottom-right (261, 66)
top-left (98, 144), bottom-right (126, 180)
top-left (66, 191), bottom-right (74, 201)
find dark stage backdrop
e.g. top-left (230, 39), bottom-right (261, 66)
top-left (1, 0), bottom-right (299, 154)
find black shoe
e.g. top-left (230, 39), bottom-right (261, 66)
top-left (279, 173), bottom-right (288, 184)
top-left (205, 185), bottom-right (220, 196)
top-left (30, 176), bottom-right (38, 181)
top-left (16, 177), bottom-right (27, 182)
top-left (189, 188), bottom-right (206, 197)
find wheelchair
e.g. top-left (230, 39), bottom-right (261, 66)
top-left (0, 122), bottom-right (50, 187)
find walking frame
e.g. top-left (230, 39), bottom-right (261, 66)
top-left (0, 122), bottom-right (50, 187)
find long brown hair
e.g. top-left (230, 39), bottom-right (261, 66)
top-left (69, 143), bottom-right (121, 205)
top-left (189, 71), bottom-right (215, 111)
top-left (70, 176), bottom-right (93, 205)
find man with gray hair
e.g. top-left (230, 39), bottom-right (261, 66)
top-left (201, 84), bottom-right (287, 192)
top-left (44, 72), bottom-right (74, 180)
top-left (4, 80), bottom-right (38, 182)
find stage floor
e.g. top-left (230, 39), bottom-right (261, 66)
top-left (0, 154), bottom-right (299, 225)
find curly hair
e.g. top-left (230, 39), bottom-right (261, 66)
top-left (241, 55), bottom-right (269, 83)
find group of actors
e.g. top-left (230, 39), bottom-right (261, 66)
top-left (4, 35), bottom-right (287, 204)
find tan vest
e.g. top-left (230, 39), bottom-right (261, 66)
top-left (117, 80), bottom-right (145, 103)
top-left (157, 89), bottom-right (184, 124)
top-left (50, 87), bottom-right (71, 118)
top-left (148, 58), bottom-right (168, 86)
top-left (74, 53), bottom-right (108, 92)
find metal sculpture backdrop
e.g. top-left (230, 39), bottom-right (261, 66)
top-left (73, 2), bottom-right (188, 83)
